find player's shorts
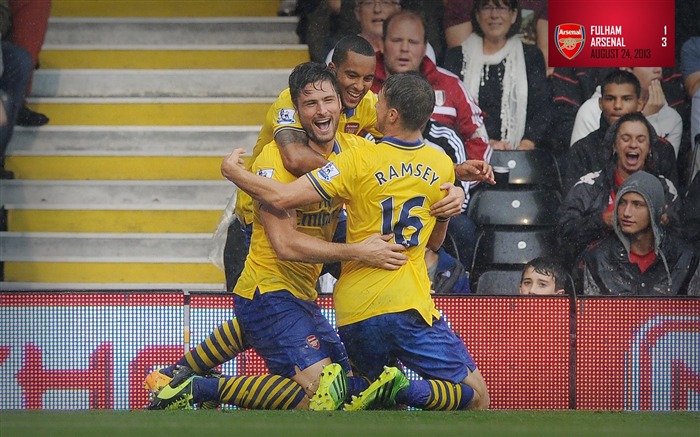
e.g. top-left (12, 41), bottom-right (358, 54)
top-left (337, 309), bottom-right (475, 383)
top-left (233, 289), bottom-right (350, 378)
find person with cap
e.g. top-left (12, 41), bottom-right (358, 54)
top-left (579, 171), bottom-right (699, 295)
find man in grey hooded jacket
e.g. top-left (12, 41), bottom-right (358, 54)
top-left (580, 171), bottom-right (699, 295)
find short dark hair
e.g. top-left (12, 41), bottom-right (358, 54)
top-left (382, 10), bottom-right (427, 43)
top-left (521, 257), bottom-right (568, 292)
top-left (288, 62), bottom-right (341, 108)
top-left (332, 35), bottom-right (376, 66)
top-left (381, 71), bottom-right (434, 131)
top-left (471, 0), bottom-right (522, 39)
top-left (601, 69), bottom-right (641, 98)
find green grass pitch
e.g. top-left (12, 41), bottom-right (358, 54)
top-left (1, 410), bottom-right (698, 437)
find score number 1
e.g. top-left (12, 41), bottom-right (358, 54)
top-left (662, 25), bottom-right (667, 47)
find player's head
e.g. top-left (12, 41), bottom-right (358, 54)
top-left (471, 0), bottom-right (521, 40)
top-left (382, 10), bottom-right (427, 75)
top-left (609, 111), bottom-right (658, 178)
top-left (329, 35), bottom-right (377, 110)
top-left (377, 71), bottom-right (434, 132)
top-left (288, 62), bottom-right (342, 146)
top-left (519, 257), bottom-right (567, 295)
top-left (598, 70), bottom-right (641, 126)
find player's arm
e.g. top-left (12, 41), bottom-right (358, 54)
top-left (260, 204), bottom-right (407, 269)
top-left (222, 148), bottom-right (322, 211)
top-left (426, 219), bottom-right (449, 252)
top-left (275, 129), bottom-right (330, 177)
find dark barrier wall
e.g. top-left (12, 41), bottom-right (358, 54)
top-left (0, 292), bottom-right (697, 410)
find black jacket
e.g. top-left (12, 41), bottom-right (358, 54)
top-left (580, 233), bottom-right (698, 295)
top-left (563, 115), bottom-right (679, 193)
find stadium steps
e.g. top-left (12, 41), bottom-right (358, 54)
top-left (0, 0), bottom-right (306, 290)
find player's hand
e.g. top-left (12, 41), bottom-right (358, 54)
top-left (356, 233), bottom-right (408, 270)
top-left (455, 160), bottom-right (495, 185)
top-left (431, 184), bottom-right (465, 218)
top-left (221, 148), bottom-right (248, 182)
top-left (641, 79), bottom-right (664, 117)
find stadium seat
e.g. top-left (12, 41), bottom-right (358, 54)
top-left (470, 228), bottom-right (558, 285)
top-left (489, 149), bottom-right (563, 190)
top-left (466, 188), bottom-right (562, 227)
top-left (475, 269), bottom-right (522, 295)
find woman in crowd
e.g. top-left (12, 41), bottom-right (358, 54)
top-left (443, 0), bottom-right (551, 150)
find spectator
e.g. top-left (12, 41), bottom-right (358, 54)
top-left (681, 37), bottom-right (700, 182)
top-left (563, 70), bottom-right (678, 193)
top-left (557, 112), bottom-right (681, 273)
top-left (426, 247), bottom-right (472, 294)
top-left (519, 257), bottom-right (567, 295)
top-left (580, 171), bottom-right (698, 295)
top-left (7, 0), bottom-right (51, 126)
top-left (0, 8), bottom-right (32, 178)
top-left (443, 0), bottom-right (551, 151)
top-left (570, 67), bottom-right (683, 157)
top-left (443, 0), bottom-right (549, 74)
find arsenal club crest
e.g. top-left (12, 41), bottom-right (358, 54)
top-left (306, 335), bottom-right (320, 350)
top-left (555, 23), bottom-right (585, 60)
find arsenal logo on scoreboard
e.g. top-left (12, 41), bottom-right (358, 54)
top-left (555, 23), bottom-right (585, 60)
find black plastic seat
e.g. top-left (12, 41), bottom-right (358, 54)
top-left (471, 228), bottom-right (558, 282)
top-left (489, 149), bottom-right (562, 189)
top-left (475, 269), bottom-right (522, 295)
top-left (466, 188), bottom-right (562, 227)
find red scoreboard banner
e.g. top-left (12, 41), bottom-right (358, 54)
top-left (0, 292), bottom-right (698, 410)
top-left (549, 0), bottom-right (675, 67)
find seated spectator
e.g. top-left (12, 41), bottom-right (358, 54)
top-left (443, 0), bottom-right (550, 74)
top-left (681, 37), bottom-right (700, 181)
top-left (519, 257), bottom-right (567, 295)
top-left (557, 112), bottom-right (681, 272)
top-left (570, 67), bottom-right (683, 157)
top-left (681, 171), bottom-right (700, 256)
top-left (563, 70), bottom-right (678, 193)
top-left (426, 247), bottom-right (471, 294)
top-left (580, 171), bottom-right (698, 295)
top-left (443, 0), bottom-right (551, 151)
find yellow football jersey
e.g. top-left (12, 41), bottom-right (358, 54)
top-left (234, 133), bottom-right (368, 302)
top-left (235, 88), bottom-right (380, 226)
top-left (306, 138), bottom-right (456, 327)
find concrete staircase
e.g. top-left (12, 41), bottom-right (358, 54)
top-left (0, 0), bottom-right (308, 290)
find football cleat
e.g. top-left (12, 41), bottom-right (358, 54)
top-left (148, 367), bottom-right (198, 410)
top-left (309, 363), bottom-right (347, 411)
top-left (144, 369), bottom-right (173, 401)
top-left (344, 366), bottom-right (409, 411)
